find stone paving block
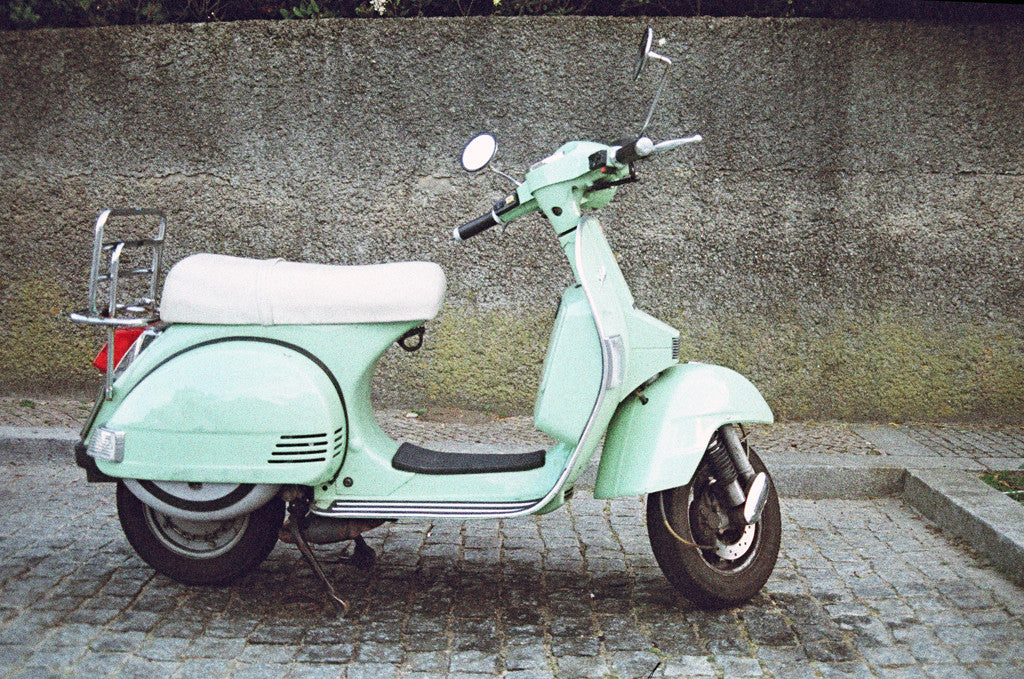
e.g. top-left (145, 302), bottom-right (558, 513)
top-left (287, 664), bottom-right (347, 679)
top-left (352, 639), bottom-right (403, 664)
top-left (716, 654), bottom-right (766, 677)
top-left (661, 655), bottom-right (716, 677)
top-left (815, 660), bottom-right (877, 678)
top-left (449, 649), bottom-right (500, 674)
top-left (853, 424), bottom-right (938, 456)
top-left (873, 666), bottom-right (929, 679)
top-left (504, 643), bottom-right (547, 671)
top-left (294, 643), bottom-right (355, 664)
top-left (554, 655), bottom-right (610, 679)
top-left (118, 657), bottom-right (184, 678)
top-left (505, 670), bottom-right (556, 679)
top-left (972, 665), bottom-right (1024, 679)
top-left (229, 663), bottom-right (292, 679)
top-left (237, 643), bottom-right (297, 664)
top-left (138, 636), bottom-right (192, 661)
top-left (3, 450), bottom-right (1024, 679)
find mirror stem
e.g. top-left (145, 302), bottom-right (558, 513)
top-left (639, 56), bottom-right (672, 137)
top-left (490, 166), bottom-right (522, 186)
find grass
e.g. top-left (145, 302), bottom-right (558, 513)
top-left (980, 469), bottom-right (1024, 505)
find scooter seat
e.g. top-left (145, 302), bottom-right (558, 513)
top-left (160, 254), bottom-right (446, 325)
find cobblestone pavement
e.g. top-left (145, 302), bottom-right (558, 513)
top-left (0, 397), bottom-right (95, 429)
top-left (3, 440), bottom-right (1024, 678)
top-left (901, 425), bottom-right (1024, 461)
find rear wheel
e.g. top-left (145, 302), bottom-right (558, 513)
top-left (116, 482), bottom-right (284, 585)
top-left (646, 444), bottom-right (780, 608)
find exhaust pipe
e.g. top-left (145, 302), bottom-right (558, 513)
top-left (278, 516), bottom-right (385, 545)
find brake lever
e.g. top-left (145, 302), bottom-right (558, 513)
top-left (652, 134), bottom-right (703, 153)
top-left (591, 165), bottom-right (639, 192)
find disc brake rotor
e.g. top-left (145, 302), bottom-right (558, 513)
top-left (713, 523), bottom-right (756, 560)
top-left (690, 476), bottom-right (758, 565)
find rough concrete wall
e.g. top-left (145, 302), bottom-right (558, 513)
top-left (1, 16), bottom-right (1022, 421)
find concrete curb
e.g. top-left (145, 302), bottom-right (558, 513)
top-left (902, 468), bottom-right (1024, 587)
top-left (0, 426), bottom-right (77, 461)
top-left (1, 426), bottom-right (1021, 584)
top-left (762, 452), bottom-right (905, 499)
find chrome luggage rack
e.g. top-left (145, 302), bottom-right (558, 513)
top-left (69, 208), bottom-right (165, 395)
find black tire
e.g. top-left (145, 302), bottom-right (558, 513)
top-left (116, 481), bottom-right (284, 586)
top-left (646, 443), bottom-right (781, 609)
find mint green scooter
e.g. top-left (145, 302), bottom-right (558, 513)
top-left (71, 29), bottom-right (779, 611)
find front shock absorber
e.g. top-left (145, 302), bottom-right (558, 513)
top-left (707, 425), bottom-right (771, 526)
top-left (706, 432), bottom-right (747, 509)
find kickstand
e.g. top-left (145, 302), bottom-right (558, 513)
top-left (287, 519), bottom-right (350, 616)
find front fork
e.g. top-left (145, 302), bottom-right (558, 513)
top-left (707, 424), bottom-right (770, 526)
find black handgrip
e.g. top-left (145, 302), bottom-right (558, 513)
top-left (615, 140), bottom-right (642, 165)
top-left (453, 211), bottom-right (498, 241)
top-left (614, 136), bottom-right (653, 165)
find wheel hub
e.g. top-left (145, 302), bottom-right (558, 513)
top-left (144, 508), bottom-right (248, 559)
top-left (690, 479), bottom-right (759, 566)
top-left (712, 523), bottom-right (756, 560)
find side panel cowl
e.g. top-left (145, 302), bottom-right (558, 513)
top-left (95, 337), bottom-right (347, 486)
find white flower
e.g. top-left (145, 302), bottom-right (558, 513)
top-left (371, 0), bottom-right (387, 15)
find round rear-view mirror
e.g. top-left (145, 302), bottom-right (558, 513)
top-left (634, 27), bottom-right (654, 81)
top-left (461, 134), bottom-right (497, 172)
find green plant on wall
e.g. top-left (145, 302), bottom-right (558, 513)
top-left (281, 0), bottom-right (326, 19)
top-left (4, 0), bottom-right (170, 27)
top-left (5, 0), bottom-right (1015, 29)
top-left (6, 0), bottom-right (40, 25)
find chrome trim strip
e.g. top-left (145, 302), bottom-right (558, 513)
top-left (602, 334), bottom-right (624, 389)
top-left (313, 499), bottom-right (540, 519)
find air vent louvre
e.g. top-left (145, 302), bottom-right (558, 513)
top-left (671, 337), bottom-right (680, 360)
top-left (268, 433), bottom-right (329, 464)
top-left (333, 426), bottom-right (345, 458)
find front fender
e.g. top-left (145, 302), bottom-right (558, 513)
top-left (594, 362), bottom-right (773, 499)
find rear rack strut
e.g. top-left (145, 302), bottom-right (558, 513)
top-left (69, 208), bottom-right (165, 398)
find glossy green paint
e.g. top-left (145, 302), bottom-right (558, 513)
top-left (82, 136), bottom-right (773, 516)
top-left (533, 285), bottom-right (602, 444)
top-left (537, 216), bottom-right (680, 501)
top-left (98, 338), bottom-right (345, 485)
top-left (90, 321), bottom-right (414, 491)
top-left (594, 362), bottom-right (774, 499)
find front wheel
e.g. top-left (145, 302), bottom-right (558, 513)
top-left (116, 482), bottom-right (284, 586)
top-left (646, 444), bottom-right (781, 609)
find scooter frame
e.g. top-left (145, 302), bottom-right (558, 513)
top-left (77, 187), bottom-right (771, 522)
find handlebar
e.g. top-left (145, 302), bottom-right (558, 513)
top-left (452, 192), bottom-right (521, 241)
top-left (613, 134), bottom-right (702, 165)
top-left (453, 134), bottom-right (701, 242)
top-left (652, 134), bottom-right (703, 152)
top-left (614, 137), bottom-right (655, 164)
top-left (452, 211), bottom-right (499, 241)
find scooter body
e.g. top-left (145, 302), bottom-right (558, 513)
top-left (80, 207), bottom-right (770, 511)
top-left (72, 29), bottom-right (780, 610)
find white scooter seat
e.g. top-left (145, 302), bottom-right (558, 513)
top-left (160, 254), bottom-right (446, 325)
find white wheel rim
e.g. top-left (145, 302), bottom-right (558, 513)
top-left (144, 507), bottom-right (248, 559)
